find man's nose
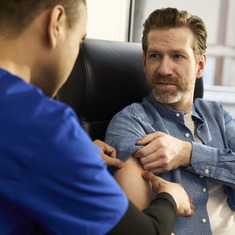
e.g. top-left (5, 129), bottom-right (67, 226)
top-left (157, 57), bottom-right (173, 77)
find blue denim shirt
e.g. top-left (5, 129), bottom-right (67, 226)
top-left (105, 94), bottom-right (235, 235)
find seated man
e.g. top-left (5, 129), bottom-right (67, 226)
top-left (105, 7), bottom-right (235, 235)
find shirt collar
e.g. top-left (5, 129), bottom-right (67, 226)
top-left (146, 93), bottom-right (204, 124)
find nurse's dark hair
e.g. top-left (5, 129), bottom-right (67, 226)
top-left (142, 7), bottom-right (207, 59)
top-left (0, 0), bottom-right (86, 37)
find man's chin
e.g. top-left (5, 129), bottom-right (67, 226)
top-left (152, 92), bottom-right (182, 104)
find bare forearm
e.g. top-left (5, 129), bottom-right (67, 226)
top-left (114, 157), bottom-right (153, 210)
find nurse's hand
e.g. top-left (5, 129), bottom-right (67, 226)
top-left (93, 139), bottom-right (124, 168)
top-left (142, 171), bottom-right (195, 217)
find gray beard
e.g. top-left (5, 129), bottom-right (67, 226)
top-left (151, 90), bottom-right (185, 104)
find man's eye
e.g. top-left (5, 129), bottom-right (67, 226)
top-left (174, 54), bottom-right (183, 59)
top-left (149, 53), bottom-right (160, 59)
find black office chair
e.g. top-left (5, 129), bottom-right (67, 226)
top-left (57, 38), bottom-right (204, 141)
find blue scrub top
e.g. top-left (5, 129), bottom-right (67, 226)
top-left (0, 68), bottom-right (128, 235)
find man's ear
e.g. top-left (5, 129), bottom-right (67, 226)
top-left (196, 53), bottom-right (207, 78)
top-left (47, 5), bottom-right (66, 49)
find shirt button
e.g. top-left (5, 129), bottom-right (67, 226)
top-left (202, 188), bottom-right (207, 193)
top-left (185, 133), bottom-right (190, 138)
top-left (176, 113), bottom-right (180, 117)
top-left (201, 218), bottom-right (207, 223)
top-left (205, 169), bottom-right (209, 174)
top-left (199, 175), bottom-right (204, 179)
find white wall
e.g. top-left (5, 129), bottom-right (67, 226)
top-left (226, 0), bottom-right (235, 46)
top-left (86, 0), bottom-right (130, 41)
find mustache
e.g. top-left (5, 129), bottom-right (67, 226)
top-left (153, 75), bottom-right (180, 85)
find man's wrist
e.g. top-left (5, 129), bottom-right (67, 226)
top-left (181, 141), bottom-right (192, 167)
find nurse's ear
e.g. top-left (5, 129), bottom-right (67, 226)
top-left (47, 5), bottom-right (66, 49)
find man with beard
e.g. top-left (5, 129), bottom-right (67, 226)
top-left (105, 7), bottom-right (235, 235)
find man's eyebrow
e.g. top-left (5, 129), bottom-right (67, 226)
top-left (171, 49), bottom-right (186, 53)
top-left (147, 48), bottom-right (160, 53)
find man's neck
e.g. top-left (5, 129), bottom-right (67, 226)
top-left (0, 36), bottom-right (34, 83)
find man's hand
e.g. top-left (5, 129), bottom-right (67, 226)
top-left (134, 132), bottom-right (192, 174)
top-left (142, 171), bottom-right (195, 217)
top-left (93, 139), bottom-right (124, 168)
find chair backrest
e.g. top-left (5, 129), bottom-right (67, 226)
top-left (57, 38), bottom-right (204, 140)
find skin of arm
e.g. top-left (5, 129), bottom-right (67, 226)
top-left (114, 156), bottom-right (154, 210)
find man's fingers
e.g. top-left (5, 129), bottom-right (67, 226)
top-left (136, 132), bottom-right (164, 145)
top-left (136, 134), bottom-right (155, 145)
